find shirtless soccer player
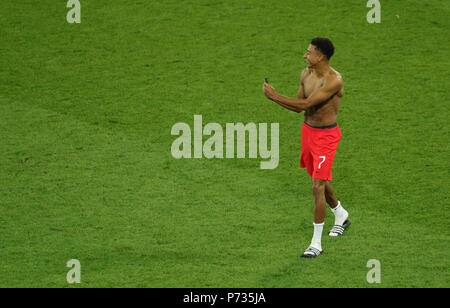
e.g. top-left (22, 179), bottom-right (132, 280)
top-left (263, 38), bottom-right (351, 258)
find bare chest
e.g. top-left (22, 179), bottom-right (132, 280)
top-left (303, 75), bottom-right (326, 98)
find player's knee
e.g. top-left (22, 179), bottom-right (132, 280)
top-left (312, 180), bottom-right (325, 195)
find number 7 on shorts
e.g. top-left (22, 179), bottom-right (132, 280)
top-left (318, 156), bottom-right (326, 169)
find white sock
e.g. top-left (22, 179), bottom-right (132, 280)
top-left (311, 222), bottom-right (324, 251)
top-left (331, 201), bottom-right (348, 226)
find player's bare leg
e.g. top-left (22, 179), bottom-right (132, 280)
top-left (310, 176), bottom-right (338, 208)
top-left (324, 181), bottom-right (339, 208)
top-left (301, 178), bottom-right (327, 258)
top-left (312, 179), bottom-right (327, 224)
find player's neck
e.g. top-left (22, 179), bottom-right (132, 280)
top-left (313, 62), bottom-right (329, 77)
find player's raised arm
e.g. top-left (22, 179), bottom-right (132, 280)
top-left (263, 82), bottom-right (303, 113)
top-left (303, 74), bottom-right (343, 108)
top-left (262, 70), bottom-right (309, 113)
top-left (264, 74), bottom-right (342, 112)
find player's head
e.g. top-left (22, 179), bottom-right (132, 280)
top-left (304, 37), bottom-right (334, 68)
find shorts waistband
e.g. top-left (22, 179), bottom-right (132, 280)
top-left (304, 122), bottom-right (338, 129)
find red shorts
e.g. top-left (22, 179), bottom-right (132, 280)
top-left (300, 122), bottom-right (341, 181)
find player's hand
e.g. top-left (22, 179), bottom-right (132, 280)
top-left (263, 82), bottom-right (276, 99)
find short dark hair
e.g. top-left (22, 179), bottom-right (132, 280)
top-left (311, 37), bottom-right (335, 60)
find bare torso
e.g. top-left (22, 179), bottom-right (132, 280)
top-left (300, 67), bottom-right (344, 127)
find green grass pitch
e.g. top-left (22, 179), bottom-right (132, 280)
top-left (0, 0), bottom-right (448, 288)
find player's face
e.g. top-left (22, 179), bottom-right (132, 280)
top-left (304, 44), bottom-right (321, 68)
